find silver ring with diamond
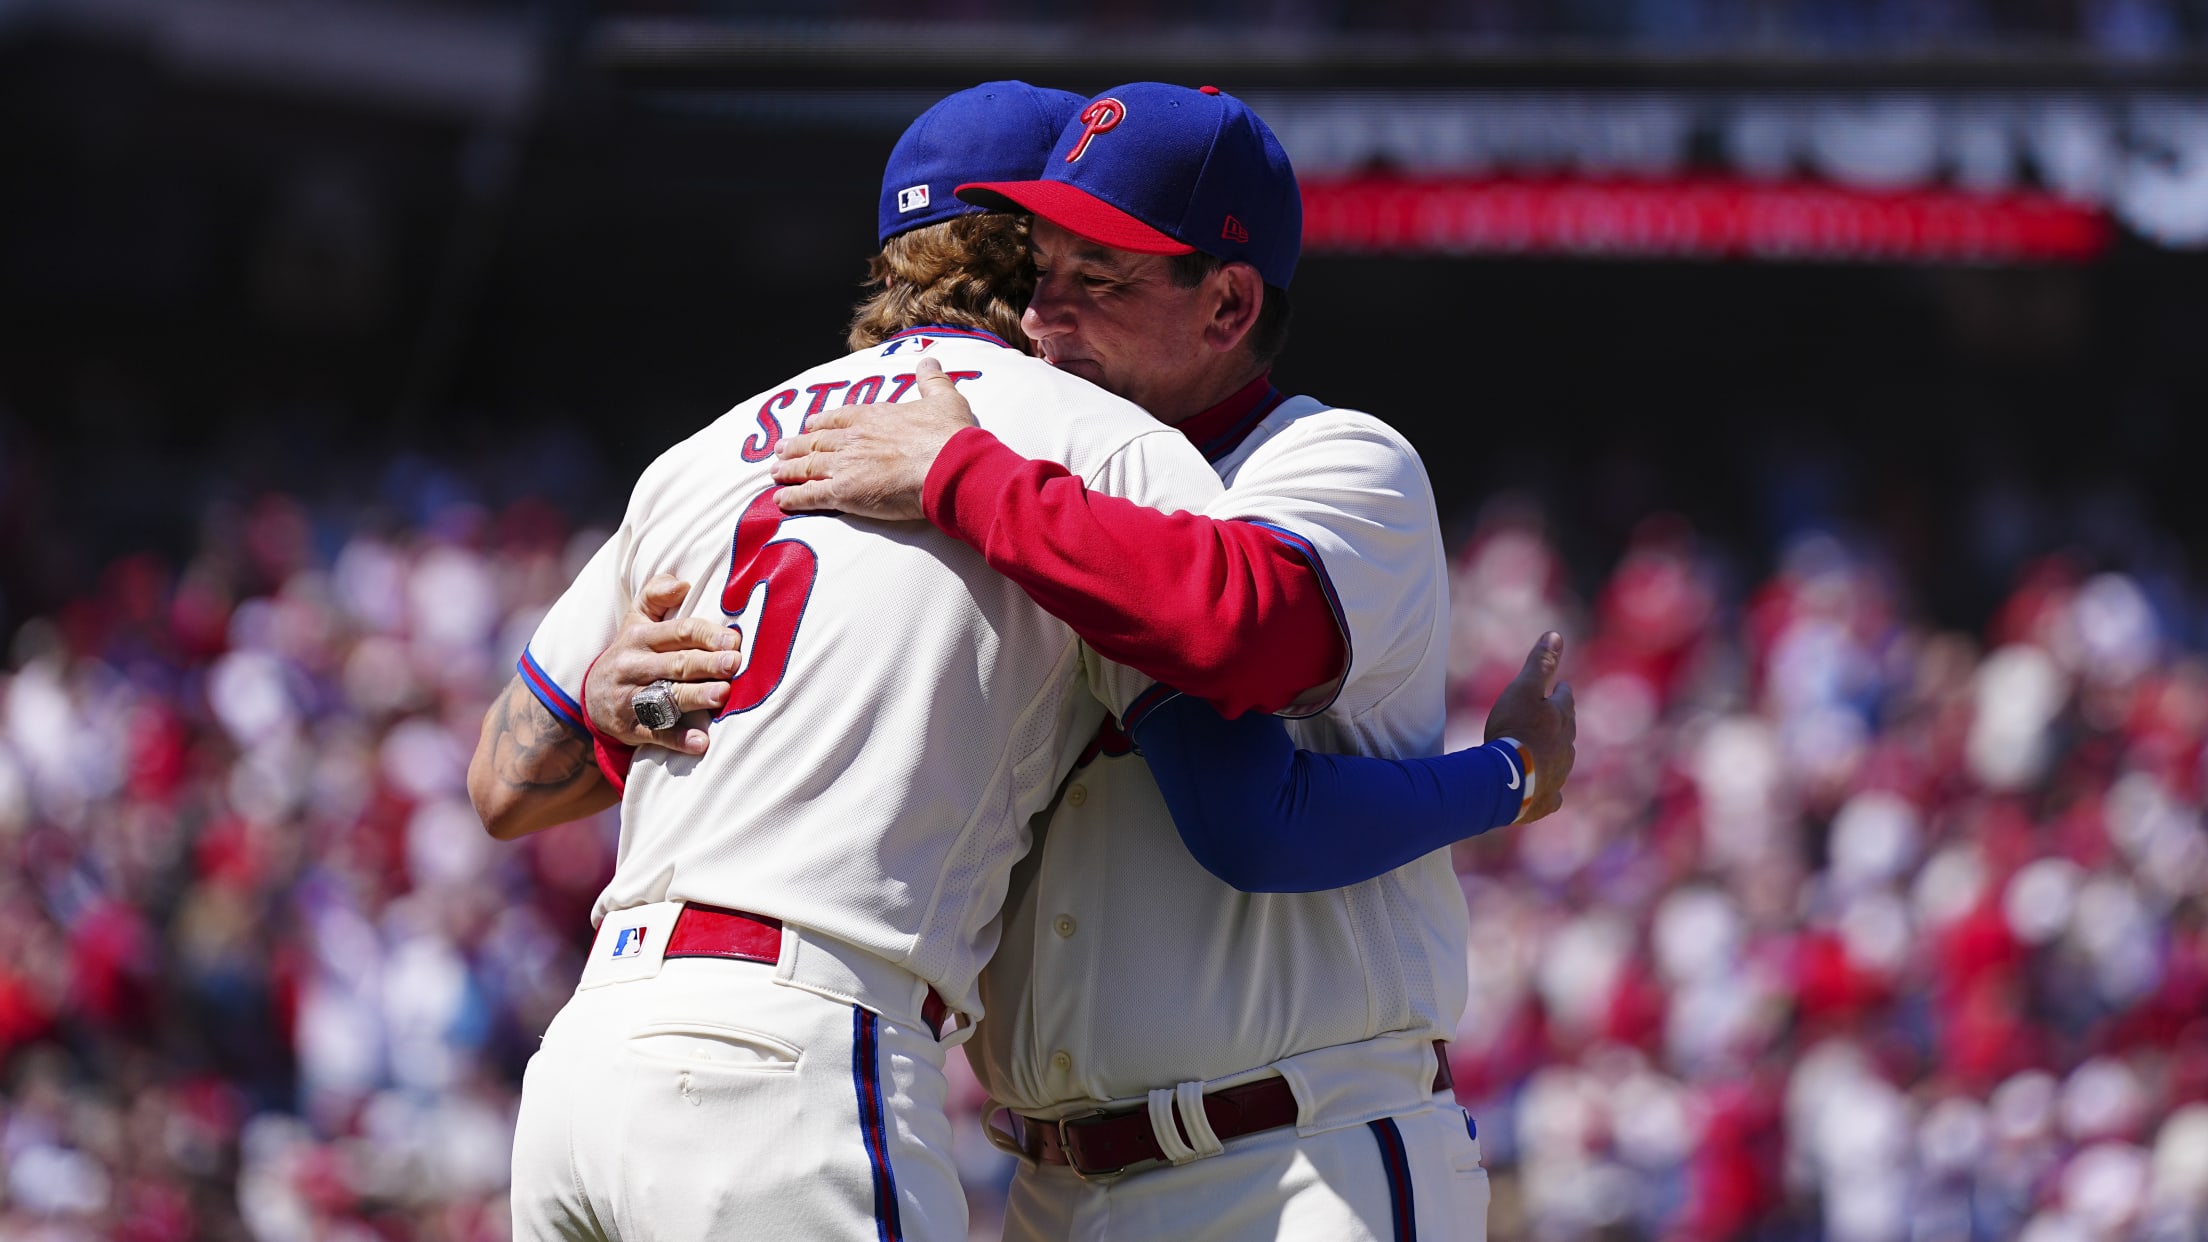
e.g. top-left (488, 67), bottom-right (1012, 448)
top-left (631, 679), bottom-right (680, 732)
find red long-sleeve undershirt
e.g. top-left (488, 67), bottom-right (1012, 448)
top-left (920, 379), bottom-right (1346, 720)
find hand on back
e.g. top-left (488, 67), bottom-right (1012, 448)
top-left (583, 574), bottom-right (740, 755)
top-left (773, 357), bottom-right (979, 520)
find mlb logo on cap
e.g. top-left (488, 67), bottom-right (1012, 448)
top-left (611, 926), bottom-right (648, 959)
top-left (956, 81), bottom-right (1303, 290)
top-left (875, 80), bottom-right (1087, 245)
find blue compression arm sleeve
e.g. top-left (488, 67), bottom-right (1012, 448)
top-left (1127, 690), bottom-right (1526, 893)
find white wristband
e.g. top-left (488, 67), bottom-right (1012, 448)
top-left (1493, 737), bottom-right (1535, 824)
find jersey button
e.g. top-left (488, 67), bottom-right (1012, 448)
top-left (1053, 915), bottom-right (1076, 939)
top-left (1051, 1050), bottom-right (1072, 1072)
top-left (1066, 784), bottom-right (1088, 807)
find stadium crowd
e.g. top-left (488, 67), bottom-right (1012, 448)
top-left (0, 475), bottom-right (2205, 1242)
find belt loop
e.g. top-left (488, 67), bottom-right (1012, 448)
top-left (982, 1105), bottom-right (1033, 1165)
top-left (1173, 1080), bottom-right (1226, 1160)
top-left (772, 922), bottom-right (800, 983)
top-left (1146, 1089), bottom-right (1200, 1165)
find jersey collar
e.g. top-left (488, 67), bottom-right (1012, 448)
top-left (880, 323), bottom-right (1014, 351)
top-left (1173, 372), bottom-right (1286, 464)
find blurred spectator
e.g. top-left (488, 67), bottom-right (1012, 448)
top-left (1439, 502), bottom-right (2208, 1242)
top-left (0, 470), bottom-right (2203, 1240)
top-left (0, 492), bottom-right (609, 1241)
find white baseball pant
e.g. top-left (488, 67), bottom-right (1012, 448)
top-left (1002, 1097), bottom-right (1488, 1242)
top-left (510, 952), bottom-right (962, 1241)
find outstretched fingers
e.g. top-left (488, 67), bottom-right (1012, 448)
top-left (774, 480), bottom-right (840, 512)
top-left (799, 404), bottom-right (859, 435)
top-left (669, 680), bottom-right (732, 717)
top-left (633, 573), bottom-right (689, 623)
top-left (774, 428), bottom-right (846, 461)
top-left (669, 711), bottom-right (714, 757)
top-left (643, 616), bottom-right (738, 654)
top-left (770, 439), bottom-right (843, 485)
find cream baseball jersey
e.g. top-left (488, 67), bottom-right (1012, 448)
top-left (518, 327), bottom-right (1223, 1018)
top-left (972, 396), bottom-right (1468, 1115)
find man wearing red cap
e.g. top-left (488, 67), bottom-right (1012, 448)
top-left (773, 82), bottom-right (1540, 1241)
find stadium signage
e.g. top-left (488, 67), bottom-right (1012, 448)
top-left (1252, 93), bottom-right (2208, 259)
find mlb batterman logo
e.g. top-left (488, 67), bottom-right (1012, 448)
top-left (896, 184), bottom-right (930, 213)
top-left (610, 926), bottom-right (648, 959)
top-left (1064, 98), bottom-right (1126, 163)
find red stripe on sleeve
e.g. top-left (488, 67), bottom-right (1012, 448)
top-left (580, 651), bottom-right (634, 795)
top-left (923, 426), bottom-right (1345, 718)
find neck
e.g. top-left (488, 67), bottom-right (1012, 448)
top-left (1170, 370), bottom-right (1283, 463)
top-left (1151, 361), bottom-right (1271, 427)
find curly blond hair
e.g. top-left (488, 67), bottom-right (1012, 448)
top-left (846, 213), bottom-right (1033, 352)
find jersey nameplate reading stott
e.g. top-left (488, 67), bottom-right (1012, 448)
top-left (517, 330), bottom-right (1222, 1019)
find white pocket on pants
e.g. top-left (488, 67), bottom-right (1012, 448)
top-left (624, 1021), bottom-right (801, 1071)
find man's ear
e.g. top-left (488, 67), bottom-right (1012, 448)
top-left (1202, 263), bottom-right (1266, 355)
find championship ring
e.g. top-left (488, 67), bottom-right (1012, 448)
top-left (632, 679), bottom-right (680, 732)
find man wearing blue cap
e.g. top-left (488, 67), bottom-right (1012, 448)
top-left (484, 78), bottom-right (1560, 1242)
top-left (479, 82), bottom-right (1250, 1242)
top-left (484, 77), bottom-right (1567, 1240)
top-left (772, 83), bottom-right (1546, 1240)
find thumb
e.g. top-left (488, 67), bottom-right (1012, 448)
top-left (636, 573), bottom-right (689, 621)
top-left (911, 355), bottom-right (953, 398)
top-left (1519, 631), bottom-right (1564, 697)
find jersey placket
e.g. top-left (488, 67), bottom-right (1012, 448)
top-left (1030, 766), bottom-right (1113, 1103)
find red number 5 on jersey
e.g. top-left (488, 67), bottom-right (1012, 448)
top-left (717, 486), bottom-right (818, 717)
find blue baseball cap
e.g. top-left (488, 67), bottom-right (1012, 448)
top-left (878, 81), bottom-right (1088, 246)
top-left (955, 82), bottom-right (1302, 289)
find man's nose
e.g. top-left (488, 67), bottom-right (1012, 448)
top-left (1029, 269), bottom-right (1081, 330)
top-left (1022, 292), bottom-right (1065, 340)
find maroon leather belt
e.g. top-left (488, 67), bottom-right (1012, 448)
top-left (662, 902), bottom-right (784, 962)
top-left (1008, 1040), bottom-right (1455, 1178)
top-left (633, 904), bottom-right (949, 1035)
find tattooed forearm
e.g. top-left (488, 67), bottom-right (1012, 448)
top-left (469, 675), bottom-right (618, 839)
top-left (489, 680), bottom-right (594, 790)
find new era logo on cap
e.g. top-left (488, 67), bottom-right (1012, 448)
top-left (1222, 215), bottom-right (1250, 243)
top-left (896, 184), bottom-right (930, 213)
